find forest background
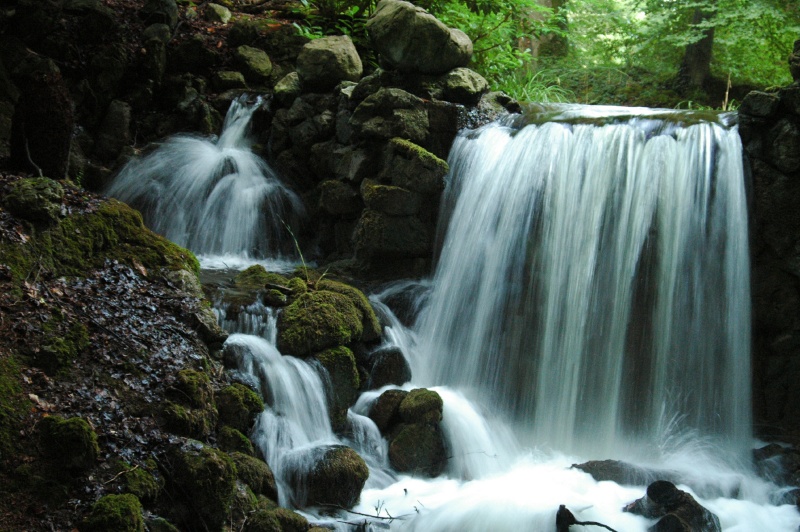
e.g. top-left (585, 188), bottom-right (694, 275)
top-left (291, 0), bottom-right (800, 109)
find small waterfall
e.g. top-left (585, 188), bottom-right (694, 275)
top-left (415, 109), bottom-right (752, 463)
top-left (107, 96), bottom-right (303, 259)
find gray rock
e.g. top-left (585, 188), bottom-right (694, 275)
top-left (624, 480), bottom-right (721, 532)
top-left (740, 91), bottom-right (780, 118)
top-left (353, 209), bottom-right (431, 260)
top-left (140, 0), bottom-right (179, 29)
top-left (381, 138), bottom-right (448, 195)
top-left (319, 180), bottom-right (363, 216)
top-left (143, 23), bottom-right (171, 43)
top-left (366, 0), bottom-right (472, 75)
top-left (360, 179), bottom-right (421, 216)
top-left (205, 3), bottom-right (231, 24)
top-left (273, 72), bottom-right (301, 107)
top-left (349, 87), bottom-right (429, 143)
top-left (212, 71), bottom-right (247, 91)
top-left (296, 35), bottom-right (363, 91)
top-left (441, 67), bottom-right (489, 105)
top-left (94, 100), bottom-right (131, 162)
top-left (233, 45), bottom-right (272, 84)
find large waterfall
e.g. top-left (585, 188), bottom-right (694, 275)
top-left (416, 108), bottom-right (752, 463)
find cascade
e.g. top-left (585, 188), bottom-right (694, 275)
top-left (107, 96), bottom-right (303, 262)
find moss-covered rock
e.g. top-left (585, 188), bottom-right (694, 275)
top-left (82, 493), bottom-right (144, 532)
top-left (143, 516), bottom-right (179, 532)
top-left (0, 354), bottom-right (29, 460)
top-left (244, 507), bottom-right (309, 532)
top-left (353, 209), bottom-right (431, 261)
top-left (276, 290), bottom-right (363, 356)
top-left (161, 401), bottom-right (217, 439)
top-left (399, 388), bottom-right (443, 424)
top-left (39, 415), bottom-right (99, 471)
top-left (317, 279), bottom-right (382, 342)
top-left (304, 445), bottom-right (368, 508)
top-left (216, 383), bottom-right (264, 433)
top-left (122, 461), bottom-right (162, 502)
top-left (382, 137), bottom-right (448, 195)
top-left (314, 346), bottom-right (360, 431)
top-left (388, 423), bottom-right (446, 477)
top-left (1, 176), bottom-right (64, 224)
top-left (165, 443), bottom-right (237, 530)
top-left (218, 425), bottom-right (255, 455)
top-left (168, 369), bottom-right (214, 408)
top-left (234, 45), bottom-right (273, 84)
top-left (36, 320), bottom-right (89, 375)
top-left (360, 179), bottom-right (421, 216)
top-left (368, 389), bottom-right (407, 433)
top-left (367, 346), bottom-right (412, 389)
top-left (230, 451), bottom-right (278, 501)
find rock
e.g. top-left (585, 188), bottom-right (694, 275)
top-left (205, 3), bottom-right (231, 24)
top-left (163, 370), bottom-right (218, 438)
top-left (399, 388), bottom-right (442, 424)
top-left (740, 91), bottom-right (780, 119)
top-left (316, 279), bottom-right (382, 342)
top-left (143, 23), bottom-right (171, 43)
top-left (169, 369), bottom-right (214, 408)
top-left (314, 346), bottom-right (360, 430)
top-left (38, 415), bottom-right (99, 471)
top-left (216, 383), bottom-right (264, 433)
top-left (572, 459), bottom-right (676, 486)
top-left (118, 461), bottom-right (162, 502)
top-left (350, 87), bottom-right (429, 143)
top-left (1, 177), bottom-right (64, 224)
top-left (790, 39), bottom-right (800, 82)
top-left (296, 35), bottom-right (363, 91)
top-left (276, 289), bottom-right (363, 356)
top-left (162, 401), bottom-right (218, 439)
top-left (218, 425), bottom-right (255, 455)
top-left (82, 494), bottom-right (144, 532)
top-left (140, 0), bottom-right (179, 29)
top-left (144, 516), bottom-right (179, 532)
top-left (319, 179), bottom-right (363, 216)
top-left (367, 346), bottom-right (412, 389)
top-left (274, 72), bottom-right (301, 107)
top-left (212, 70), bottom-right (248, 91)
top-left (234, 45), bottom-right (273, 84)
top-left (366, 0), bottom-right (472, 75)
top-left (94, 100), bottom-right (131, 162)
top-left (769, 119), bottom-right (800, 174)
top-left (169, 35), bottom-right (220, 74)
top-left (368, 389), bottom-right (407, 433)
top-left (440, 67), bottom-right (489, 105)
top-left (353, 209), bottom-right (431, 261)
top-left (623, 480), bottom-right (721, 532)
top-left (244, 507), bottom-right (309, 532)
top-left (388, 422), bottom-right (446, 477)
top-left (382, 137), bottom-right (448, 195)
top-left (361, 179), bottom-right (421, 216)
top-left (64, 0), bottom-right (119, 44)
top-left (165, 442), bottom-right (237, 530)
top-left (230, 452), bottom-right (279, 500)
top-left (303, 445), bottom-right (369, 508)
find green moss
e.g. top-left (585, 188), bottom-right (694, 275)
top-left (217, 425), bottom-right (255, 455)
top-left (276, 290), bottom-right (363, 356)
top-left (0, 354), bottom-right (29, 460)
top-left (39, 415), bottom-right (99, 471)
top-left (110, 461), bottom-right (162, 502)
top-left (305, 445), bottom-right (368, 508)
top-left (398, 388), bottom-right (443, 424)
top-left (38, 321), bottom-right (89, 374)
top-left (388, 423), bottom-right (446, 477)
top-left (83, 493), bottom-right (144, 532)
top-left (143, 516), bottom-right (179, 532)
top-left (315, 346), bottom-right (360, 431)
top-left (244, 507), bottom-right (309, 532)
top-left (1, 177), bottom-right (64, 224)
top-left (317, 279), bottom-right (382, 342)
top-left (229, 452), bottom-right (277, 499)
top-left (161, 401), bottom-right (216, 439)
top-left (233, 265), bottom-right (270, 290)
top-left (216, 383), bottom-right (264, 433)
top-left (389, 137), bottom-right (449, 174)
top-left (166, 444), bottom-right (237, 531)
top-left (169, 369), bottom-right (213, 408)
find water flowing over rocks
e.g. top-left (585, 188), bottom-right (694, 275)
top-left (623, 481), bottom-right (722, 532)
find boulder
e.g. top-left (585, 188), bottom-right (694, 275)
top-left (230, 451), bottom-right (279, 501)
top-left (205, 3), bottom-right (231, 23)
top-left (216, 383), bottom-right (264, 433)
top-left (367, 346), bottom-right (412, 389)
top-left (769, 119), bottom-right (800, 174)
top-left (303, 445), bottom-right (369, 508)
top-left (1, 177), bottom-right (64, 224)
top-left (440, 67), bottom-right (489, 105)
top-left (38, 415), bottom-right (99, 471)
top-left (218, 426), bottom-right (255, 455)
top-left (296, 35), bottom-right (363, 91)
top-left (366, 0), bottom-right (472, 75)
top-left (234, 45), bottom-right (273, 84)
top-left (388, 422), bottom-right (446, 477)
top-left (212, 71), bottom-right (248, 91)
top-left (361, 179), bottom-right (421, 216)
top-left (82, 494), bottom-right (144, 532)
top-left (244, 507), bottom-right (309, 532)
top-left (349, 87), bottom-right (429, 143)
top-left (398, 387), bottom-right (442, 424)
top-left (382, 137), bottom-right (448, 195)
top-left (169, 35), bottom-right (220, 74)
top-left (319, 179), bottom-right (363, 217)
top-left (314, 346), bottom-right (360, 430)
top-left (623, 480), bottom-right (721, 532)
top-left (572, 459), bottom-right (676, 487)
top-left (140, 0), bottom-right (179, 29)
top-left (368, 388), bottom-right (407, 433)
top-left (740, 91), bottom-right (780, 119)
top-left (94, 100), bottom-right (131, 162)
top-left (274, 72), bottom-right (301, 107)
top-left (143, 23), bottom-right (171, 43)
top-left (276, 289), bottom-right (363, 356)
top-left (353, 209), bottom-right (431, 260)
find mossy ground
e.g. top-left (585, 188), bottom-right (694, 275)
top-left (0, 353), bottom-right (29, 461)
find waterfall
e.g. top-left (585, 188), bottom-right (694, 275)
top-left (107, 96), bottom-right (303, 260)
top-left (415, 109), bottom-right (752, 463)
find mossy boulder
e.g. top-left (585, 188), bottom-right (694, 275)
top-left (165, 443), bottom-right (237, 530)
top-left (388, 422), bottom-right (446, 477)
top-left (122, 462), bottom-right (162, 502)
top-left (230, 451), bottom-right (278, 501)
top-left (399, 387), bottom-right (443, 424)
top-left (276, 290), bottom-right (363, 356)
top-left (161, 401), bottom-right (217, 439)
top-left (35, 320), bottom-right (89, 375)
top-left (349, 87), bottom-right (429, 143)
top-left (216, 383), bottom-right (264, 433)
top-left (234, 45), bottom-right (273, 84)
top-left (39, 415), bottom-right (99, 472)
top-left (218, 425), bottom-right (255, 455)
top-left (303, 445), bottom-right (369, 508)
top-left (244, 507), bottom-right (309, 532)
top-left (168, 369), bottom-right (214, 408)
top-left (296, 35), bottom-right (363, 91)
top-left (314, 346), bottom-right (360, 431)
top-left (367, 346), bottom-right (412, 389)
top-left (368, 388), bottom-right (407, 433)
top-left (1, 176), bottom-right (64, 224)
top-left (382, 138), bottom-right (448, 195)
top-left (317, 279), bottom-right (382, 342)
top-left (0, 354), bottom-right (30, 460)
top-left (360, 179), bottom-right (421, 216)
top-left (82, 493), bottom-right (144, 532)
top-left (353, 209), bottom-right (431, 261)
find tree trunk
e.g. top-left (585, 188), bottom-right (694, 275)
top-left (677, 6), bottom-right (715, 92)
top-left (519, 0), bottom-right (568, 64)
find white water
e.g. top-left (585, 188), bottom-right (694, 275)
top-left (107, 96), bottom-right (303, 260)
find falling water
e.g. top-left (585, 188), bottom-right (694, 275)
top-left (415, 108), bottom-right (752, 463)
top-left (107, 96), bottom-right (303, 260)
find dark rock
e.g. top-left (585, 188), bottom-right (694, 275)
top-left (143, 23), bottom-right (171, 43)
top-left (169, 35), bottom-right (221, 74)
top-left (361, 179), bottom-right (421, 216)
top-left (789, 39), bottom-right (800, 82)
top-left (140, 0), bottom-right (179, 29)
top-left (234, 45), bottom-right (273, 85)
top-left (212, 71), bottom-right (248, 91)
top-left (94, 100), bottom-right (131, 162)
top-left (64, 0), bottom-right (119, 44)
top-left (366, 0), bottom-right (472, 75)
top-left (82, 494), bottom-right (144, 532)
top-left (623, 480), bottom-right (721, 532)
top-left (350, 87), bottom-right (429, 143)
top-left (353, 209), bottom-right (431, 261)
top-left (303, 445), bottom-right (369, 508)
top-left (740, 91), bottom-right (780, 118)
top-left (244, 507), bottom-right (309, 532)
top-left (368, 388), bottom-right (407, 433)
top-left (38, 415), bottom-right (99, 471)
top-left (398, 387), bottom-right (443, 424)
top-left (274, 72), bottom-right (301, 107)
top-left (367, 346), bottom-right (412, 389)
top-left (230, 451), bottom-right (278, 500)
top-left (217, 425), bottom-right (255, 455)
top-left (314, 346), bottom-right (360, 431)
top-left (319, 179), bottom-right (362, 217)
top-left (276, 289), bottom-right (363, 356)
top-left (381, 137), bottom-right (448, 194)
top-left (440, 67), bottom-right (489, 105)
top-left (216, 383), bottom-right (264, 433)
top-left (572, 459), bottom-right (676, 486)
top-left (769, 119), bottom-right (800, 174)
top-left (296, 35), bottom-right (363, 92)
top-left (388, 422), bottom-right (446, 477)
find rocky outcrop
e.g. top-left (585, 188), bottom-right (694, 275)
top-left (366, 0), bottom-right (472, 75)
top-left (739, 48), bottom-right (800, 439)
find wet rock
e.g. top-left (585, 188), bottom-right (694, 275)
top-left (94, 99), bottom-right (131, 162)
top-left (319, 179), bottom-right (362, 217)
top-left (367, 346), bottom-right (412, 389)
top-left (38, 415), bottom-right (99, 471)
top-left (399, 387), bottom-right (443, 424)
top-left (296, 35), bottom-right (363, 91)
top-left (244, 507), bottom-right (309, 532)
top-left (740, 91), bottom-right (780, 119)
top-left (353, 209), bottom-right (431, 261)
top-left (277, 290), bottom-right (363, 356)
top-left (216, 383), bottom-right (264, 433)
top-left (440, 67), bottom-right (489, 105)
top-left (366, 0), bottom-right (472, 75)
top-left (368, 389), bottom-right (407, 432)
top-left (381, 137), bottom-right (448, 194)
top-left (361, 179), bottom-right (421, 216)
top-left (388, 422), bottom-right (446, 477)
top-left (350, 87), bottom-right (429, 143)
top-left (623, 480), bottom-right (721, 532)
top-left (162, 401), bottom-right (217, 439)
top-left (82, 493), bottom-right (144, 532)
top-left (140, 0), bottom-right (179, 29)
top-left (234, 45), bottom-right (273, 85)
top-left (230, 451), bottom-right (279, 501)
top-left (118, 461), bottom-right (162, 502)
top-left (572, 459), bottom-right (676, 486)
top-left (316, 279), bottom-right (382, 342)
top-left (314, 346), bottom-right (360, 431)
top-left (163, 369), bottom-right (218, 438)
top-left (1, 177), bottom-right (64, 224)
top-left (218, 425), bottom-right (255, 455)
top-left (303, 445), bottom-right (369, 508)
top-left (165, 442), bottom-right (237, 530)
top-left (753, 443), bottom-right (800, 486)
